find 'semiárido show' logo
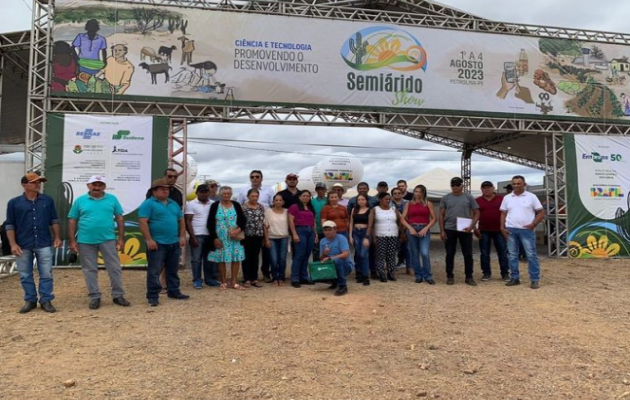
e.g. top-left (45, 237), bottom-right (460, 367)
top-left (340, 26), bottom-right (428, 106)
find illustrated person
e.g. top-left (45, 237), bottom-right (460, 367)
top-left (95, 44), bottom-right (134, 94)
top-left (184, 184), bottom-right (219, 290)
top-left (71, 19), bottom-right (108, 75)
top-left (349, 193), bottom-right (371, 285)
top-left (207, 186), bottom-right (247, 291)
top-left (277, 173), bottom-right (300, 209)
top-left (621, 93), bottom-right (630, 116)
top-left (139, 178), bottom-right (190, 306)
top-left (288, 190), bottom-right (318, 288)
top-left (51, 41), bottom-right (79, 92)
top-left (321, 191), bottom-right (349, 239)
top-left (402, 185), bottom-right (437, 284)
top-left (474, 181), bottom-right (509, 282)
top-left (320, 221), bottom-right (353, 296)
top-left (311, 182), bottom-right (328, 260)
top-left (439, 177), bottom-right (480, 286)
top-left (368, 192), bottom-right (412, 282)
top-left (500, 176), bottom-right (545, 289)
top-left (5, 173), bottom-right (61, 313)
top-left (265, 194), bottom-right (290, 286)
top-left (241, 189), bottom-right (266, 288)
top-left (68, 175), bottom-right (130, 309)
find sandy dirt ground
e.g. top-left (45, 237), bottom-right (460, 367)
top-left (2, 242), bottom-right (630, 400)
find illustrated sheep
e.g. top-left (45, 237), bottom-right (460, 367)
top-left (140, 46), bottom-right (163, 63)
top-left (138, 62), bottom-right (172, 84)
top-left (158, 45), bottom-right (177, 63)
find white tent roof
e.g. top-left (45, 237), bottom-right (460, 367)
top-left (345, 167), bottom-right (484, 199)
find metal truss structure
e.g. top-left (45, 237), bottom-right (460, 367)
top-left (8, 0), bottom-right (630, 258)
top-left (545, 134), bottom-right (568, 257)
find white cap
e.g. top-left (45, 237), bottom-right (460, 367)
top-left (87, 175), bottom-right (106, 185)
top-left (322, 220), bottom-right (337, 229)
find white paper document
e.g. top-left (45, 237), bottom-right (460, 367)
top-left (456, 217), bottom-right (473, 232)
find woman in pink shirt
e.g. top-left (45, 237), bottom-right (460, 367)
top-left (403, 185), bottom-right (437, 284)
top-left (288, 190), bottom-right (318, 288)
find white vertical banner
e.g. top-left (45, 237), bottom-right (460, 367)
top-left (574, 135), bottom-right (630, 220)
top-left (62, 115), bottom-right (153, 214)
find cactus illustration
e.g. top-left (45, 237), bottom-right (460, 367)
top-left (168, 18), bottom-right (177, 34)
top-left (349, 32), bottom-right (368, 65)
top-left (180, 19), bottom-right (188, 35)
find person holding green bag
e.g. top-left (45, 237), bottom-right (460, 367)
top-left (319, 220), bottom-right (353, 296)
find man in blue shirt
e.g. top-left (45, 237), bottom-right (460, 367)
top-left (139, 178), bottom-right (189, 306)
top-left (5, 173), bottom-right (61, 313)
top-left (319, 220), bottom-right (353, 296)
top-left (68, 175), bottom-right (130, 310)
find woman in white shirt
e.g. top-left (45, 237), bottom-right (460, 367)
top-left (368, 192), bottom-right (412, 282)
top-left (264, 194), bottom-right (290, 286)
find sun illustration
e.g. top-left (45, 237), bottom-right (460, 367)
top-left (97, 237), bottom-right (147, 265)
top-left (366, 36), bottom-right (403, 63)
top-left (568, 235), bottom-right (620, 258)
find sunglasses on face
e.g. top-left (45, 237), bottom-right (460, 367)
top-left (209, 185), bottom-right (217, 188)
top-left (451, 183), bottom-right (462, 187)
top-left (250, 176), bottom-right (261, 179)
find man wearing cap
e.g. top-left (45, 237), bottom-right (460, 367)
top-left (311, 182), bottom-right (328, 260)
top-left (376, 181), bottom-right (389, 194)
top-left (439, 177), bottom-right (480, 286)
top-left (277, 173), bottom-right (300, 209)
top-left (500, 175), bottom-right (545, 289)
top-left (5, 173), bottom-right (61, 313)
top-left (139, 178), bottom-right (190, 306)
top-left (206, 179), bottom-right (220, 202)
top-left (474, 181), bottom-right (509, 282)
top-left (331, 183), bottom-right (349, 207)
top-left (320, 220), bottom-right (353, 296)
top-left (145, 168), bottom-right (183, 207)
top-left (68, 175), bottom-right (130, 309)
top-left (185, 184), bottom-right (219, 289)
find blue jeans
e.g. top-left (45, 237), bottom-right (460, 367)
top-left (270, 237), bottom-right (289, 281)
top-left (291, 226), bottom-right (314, 283)
top-left (190, 235), bottom-right (218, 285)
top-left (16, 246), bottom-right (54, 303)
top-left (333, 258), bottom-right (353, 287)
top-left (407, 224), bottom-right (432, 280)
top-left (352, 228), bottom-right (370, 278)
top-left (507, 228), bottom-right (540, 281)
top-left (147, 242), bottom-right (181, 300)
top-left (479, 231), bottom-right (509, 276)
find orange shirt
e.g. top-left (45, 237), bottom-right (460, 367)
top-left (321, 205), bottom-right (349, 232)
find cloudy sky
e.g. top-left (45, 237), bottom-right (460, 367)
top-left (2, 0), bottom-right (629, 190)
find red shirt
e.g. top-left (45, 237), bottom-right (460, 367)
top-left (476, 194), bottom-right (504, 232)
top-left (407, 202), bottom-right (430, 224)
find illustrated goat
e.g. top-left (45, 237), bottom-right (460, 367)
top-left (138, 62), bottom-right (172, 84)
top-left (158, 45), bottom-right (177, 63)
top-left (140, 46), bottom-right (163, 63)
top-left (177, 36), bottom-right (195, 65)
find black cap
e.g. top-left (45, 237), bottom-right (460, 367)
top-left (450, 177), bottom-right (463, 185)
top-left (196, 184), bottom-right (210, 193)
top-left (481, 181), bottom-right (494, 187)
top-left (377, 181), bottom-right (388, 187)
top-left (504, 184), bottom-right (513, 190)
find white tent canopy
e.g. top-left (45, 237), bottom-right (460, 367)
top-left (345, 167), bottom-right (484, 200)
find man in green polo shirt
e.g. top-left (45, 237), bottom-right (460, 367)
top-left (139, 178), bottom-right (189, 307)
top-left (68, 175), bottom-right (130, 310)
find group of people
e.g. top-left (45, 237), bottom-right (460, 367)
top-left (4, 167), bottom-right (544, 312)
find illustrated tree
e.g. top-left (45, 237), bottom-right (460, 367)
top-left (132, 8), bottom-right (168, 34)
top-left (591, 45), bottom-right (606, 60)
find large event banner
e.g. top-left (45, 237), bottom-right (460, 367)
top-left (62, 114), bottom-right (153, 214)
top-left (45, 114), bottom-right (169, 266)
top-left (566, 134), bottom-right (630, 258)
top-left (54, 0), bottom-right (630, 121)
